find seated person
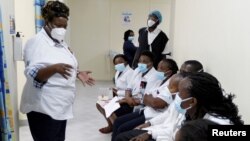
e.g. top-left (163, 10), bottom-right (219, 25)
top-left (96, 54), bottom-right (134, 133)
top-left (114, 60), bottom-right (204, 140)
top-left (180, 60), bottom-right (203, 73)
top-left (98, 51), bottom-right (159, 134)
top-left (111, 51), bottom-right (160, 139)
top-left (115, 72), bottom-right (189, 141)
top-left (175, 119), bottom-right (218, 141)
top-left (111, 59), bottom-right (178, 140)
top-left (123, 72), bottom-right (244, 141)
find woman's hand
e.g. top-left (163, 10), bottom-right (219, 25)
top-left (118, 98), bottom-right (127, 104)
top-left (54, 63), bottom-right (73, 79)
top-left (77, 71), bottom-right (95, 86)
top-left (125, 97), bottom-right (137, 106)
top-left (129, 133), bottom-right (151, 141)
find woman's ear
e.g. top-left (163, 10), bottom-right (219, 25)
top-left (190, 97), bottom-right (197, 107)
top-left (166, 70), bottom-right (172, 76)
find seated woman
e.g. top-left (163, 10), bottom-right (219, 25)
top-left (111, 59), bottom-right (179, 140)
top-left (175, 119), bottom-right (218, 141)
top-left (114, 60), bottom-right (203, 141)
top-left (123, 72), bottom-right (243, 141)
top-left (115, 72), bottom-right (188, 141)
top-left (96, 54), bottom-right (134, 133)
top-left (98, 51), bottom-right (159, 134)
top-left (121, 51), bottom-right (160, 108)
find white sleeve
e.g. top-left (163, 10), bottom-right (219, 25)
top-left (162, 43), bottom-right (170, 55)
top-left (117, 90), bottom-right (125, 97)
top-left (152, 114), bottom-right (184, 141)
top-left (126, 69), bottom-right (134, 84)
top-left (149, 103), bottom-right (175, 125)
top-left (151, 128), bottom-right (173, 141)
top-left (157, 89), bottom-right (174, 104)
top-left (149, 108), bottom-right (170, 126)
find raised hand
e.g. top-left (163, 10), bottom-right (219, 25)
top-left (77, 70), bottom-right (95, 86)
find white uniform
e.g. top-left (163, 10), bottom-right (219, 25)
top-left (127, 67), bottom-right (159, 96)
top-left (114, 65), bottom-right (134, 97)
top-left (143, 103), bottom-right (184, 141)
top-left (20, 28), bottom-right (78, 120)
top-left (143, 78), bottom-right (172, 120)
top-left (144, 104), bottom-right (232, 141)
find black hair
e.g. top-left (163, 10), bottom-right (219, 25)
top-left (161, 58), bottom-right (179, 75)
top-left (140, 51), bottom-right (154, 63)
top-left (186, 72), bottom-right (244, 125)
top-left (124, 30), bottom-right (133, 41)
top-left (42, 1), bottom-right (69, 23)
top-left (178, 119), bottom-right (218, 141)
top-left (184, 60), bottom-right (203, 72)
top-left (113, 54), bottom-right (128, 64)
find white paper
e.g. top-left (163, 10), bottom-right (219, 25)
top-left (104, 96), bottom-right (120, 118)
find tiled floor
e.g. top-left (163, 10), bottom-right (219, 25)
top-left (20, 81), bottom-right (113, 141)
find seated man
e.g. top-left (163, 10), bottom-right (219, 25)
top-left (180, 60), bottom-right (203, 73)
top-left (96, 54), bottom-right (134, 133)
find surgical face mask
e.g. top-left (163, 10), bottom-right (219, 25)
top-left (156, 71), bottom-right (166, 80)
top-left (51, 28), bottom-right (66, 42)
top-left (174, 94), bottom-right (193, 115)
top-left (128, 36), bottom-right (134, 41)
top-left (115, 63), bottom-right (126, 72)
top-left (137, 63), bottom-right (148, 73)
top-left (147, 19), bottom-right (156, 27)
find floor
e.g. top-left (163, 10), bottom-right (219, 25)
top-left (20, 81), bottom-right (114, 141)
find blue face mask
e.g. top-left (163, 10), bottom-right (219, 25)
top-left (115, 63), bottom-right (126, 72)
top-left (128, 36), bottom-right (134, 41)
top-left (156, 71), bottom-right (166, 80)
top-left (137, 63), bottom-right (148, 73)
top-left (174, 94), bottom-right (193, 115)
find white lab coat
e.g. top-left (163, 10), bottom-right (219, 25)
top-left (114, 65), bottom-right (134, 97)
top-left (127, 67), bottom-right (158, 96)
top-left (144, 104), bottom-right (233, 141)
top-left (143, 78), bottom-right (172, 120)
top-left (143, 103), bottom-right (184, 141)
top-left (20, 28), bottom-right (78, 120)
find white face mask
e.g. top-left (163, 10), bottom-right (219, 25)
top-left (51, 28), bottom-right (66, 43)
top-left (147, 19), bottom-right (156, 27)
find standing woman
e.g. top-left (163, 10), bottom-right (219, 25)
top-left (132, 10), bottom-right (169, 69)
top-left (20, 1), bottom-right (94, 141)
top-left (123, 30), bottom-right (137, 67)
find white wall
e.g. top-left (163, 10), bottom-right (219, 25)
top-left (172, 0), bottom-right (250, 123)
top-left (0, 0), bottom-right (18, 140)
top-left (69, 0), bottom-right (172, 80)
top-left (14, 0), bottom-right (35, 122)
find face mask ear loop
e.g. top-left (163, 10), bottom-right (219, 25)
top-left (181, 97), bottom-right (193, 110)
